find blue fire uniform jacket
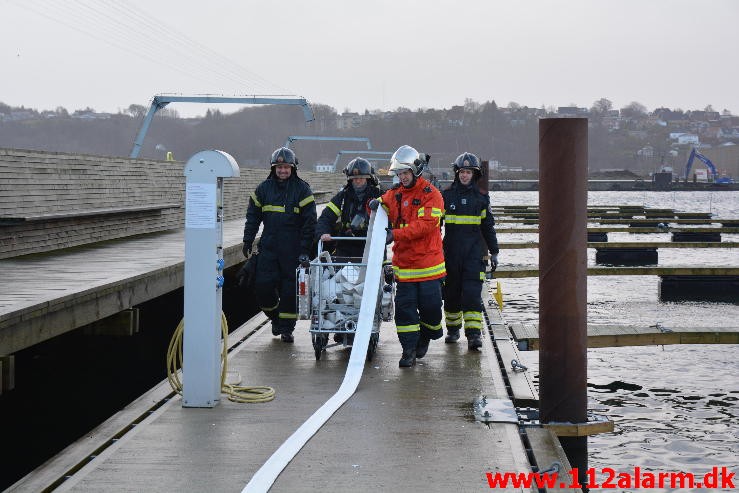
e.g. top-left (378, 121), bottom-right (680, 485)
top-left (243, 174), bottom-right (316, 257)
top-left (242, 172), bottom-right (316, 331)
top-left (315, 183), bottom-right (382, 259)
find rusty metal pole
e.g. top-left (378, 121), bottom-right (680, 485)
top-left (538, 118), bottom-right (588, 488)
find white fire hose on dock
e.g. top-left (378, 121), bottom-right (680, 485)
top-left (242, 208), bottom-right (388, 493)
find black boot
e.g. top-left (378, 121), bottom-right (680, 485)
top-left (267, 311), bottom-right (280, 335)
top-left (415, 335), bottom-right (431, 359)
top-left (466, 329), bottom-right (482, 351)
top-left (445, 328), bottom-right (460, 343)
top-left (398, 332), bottom-right (419, 368)
top-left (399, 348), bottom-right (416, 367)
top-left (281, 331), bottom-right (294, 343)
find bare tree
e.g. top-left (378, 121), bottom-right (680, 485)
top-left (591, 98), bottom-right (613, 114)
top-left (620, 101), bottom-right (647, 118)
top-left (127, 104), bottom-right (147, 118)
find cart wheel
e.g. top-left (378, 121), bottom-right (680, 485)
top-left (366, 333), bottom-right (379, 361)
top-left (312, 333), bottom-right (323, 361)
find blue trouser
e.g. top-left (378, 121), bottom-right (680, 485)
top-left (394, 279), bottom-right (444, 348)
top-left (254, 249), bottom-right (298, 334)
top-left (442, 256), bottom-right (485, 334)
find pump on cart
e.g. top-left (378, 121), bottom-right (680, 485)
top-left (297, 237), bottom-right (394, 360)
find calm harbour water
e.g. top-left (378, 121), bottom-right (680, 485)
top-left (492, 191), bottom-right (738, 490)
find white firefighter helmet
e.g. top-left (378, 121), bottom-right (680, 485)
top-left (389, 145), bottom-right (426, 177)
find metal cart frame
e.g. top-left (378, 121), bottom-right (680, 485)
top-left (297, 238), bottom-right (393, 360)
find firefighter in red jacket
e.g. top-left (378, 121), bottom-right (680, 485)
top-left (369, 145), bottom-right (445, 367)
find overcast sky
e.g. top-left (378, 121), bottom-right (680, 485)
top-left (2, 0), bottom-right (737, 118)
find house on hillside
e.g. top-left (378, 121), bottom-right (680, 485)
top-left (314, 162), bottom-right (335, 173)
top-left (674, 133), bottom-right (700, 145)
top-left (336, 112), bottom-right (362, 130)
top-left (556, 106), bottom-right (588, 116)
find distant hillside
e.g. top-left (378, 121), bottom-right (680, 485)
top-left (1, 99), bottom-right (736, 177)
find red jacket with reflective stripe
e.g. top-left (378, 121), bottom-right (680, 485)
top-left (379, 176), bottom-right (445, 282)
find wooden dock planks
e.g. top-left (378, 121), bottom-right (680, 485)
top-left (497, 241), bottom-right (739, 249)
top-left (483, 300), bottom-right (539, 407)
top-left (509, 323), bottom-right (739, 350)
top-left (1, 219), bottom-right (254, 355)
top-left (493, 266), bottom-right (739, 278)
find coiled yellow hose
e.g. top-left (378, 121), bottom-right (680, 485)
top-left (166, 313), bottom-right (275, 403)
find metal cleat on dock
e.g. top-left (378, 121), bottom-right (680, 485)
top-left (649, 322), bottom-right (673, 333)
top-left (473, 395), bottom-right (518, 424)
top-left (510, 358), bottom-right (528, 372)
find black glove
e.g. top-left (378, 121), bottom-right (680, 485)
top-left (242, 242), bottom-right (251, 258)
top-left (298, 254), bottom-right (310, 267)
top-left (385, 228), bottom-right (394, 245)
top-left (368, 199), bottom-right (380, 211)
top-left (490, 253), bottom-right (499, 272)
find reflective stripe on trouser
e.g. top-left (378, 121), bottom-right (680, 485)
top-left (444, 310), bottom-right (463, 329)
top-left (254, 248), bottom-right (299, 333)
top-left (395, 279), bottom-right (443, 341)
top-left (463, 311), bottom-right (483, 330)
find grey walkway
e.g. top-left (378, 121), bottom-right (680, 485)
top-left (0, 219), bottom-right (229, 354)
top-left (19, 316), bottom-right (547, 493)
top-left (1, 208), bottom-right (301, 355)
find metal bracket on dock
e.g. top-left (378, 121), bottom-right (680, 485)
top-left (513, 407), bottom-right (614, 437)
top-left (542, 412), bottom-right (614, 437)
top-left (516, 406), bottom-right (540, 426)
top-left (473, 396), bottom-right (518, 423)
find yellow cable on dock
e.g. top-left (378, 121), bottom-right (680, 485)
top-left (166, 313), bottom-right (275, 403)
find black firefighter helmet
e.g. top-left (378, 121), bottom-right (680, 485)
top-left (344, 157), bottom-right (378, 185)
top-left (452, 152), bottom-right (481, 178)
top-left (270, 147), bottom-right (298, 168)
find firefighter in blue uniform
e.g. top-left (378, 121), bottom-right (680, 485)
top-left (315, 157), bottom-right (382, 260)
top-left (242, 147), bottom-right (317, 342)
top-left (441, 152), bottom-right (499, 350)
top-left (316, 157), bottom-right (382, 344)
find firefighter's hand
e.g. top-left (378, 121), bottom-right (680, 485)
top-left (385, 228), bottom-right (394, 245)
top-left (490, 254), bottom-right (499, 272)
top-left (368, 199), bottom-right (380, 211)
top-left (242, 242), bottom-right (251, 258)
top-left (320, 233), bottom-right (333, 242)
top-left (298, 254), bottom-right (310, 267)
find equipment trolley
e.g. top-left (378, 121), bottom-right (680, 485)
top-left (297, 238), bottom-right (394, 361)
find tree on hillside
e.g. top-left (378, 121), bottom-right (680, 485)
top-left (620, 101), bottom-right (647, 118)
top-left (126, 104), bottom-right (147, 118)
top-left (591, 98), bottom-right (613, 114)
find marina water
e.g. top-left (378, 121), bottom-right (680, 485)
top-left (494, 190), bottom-right (738, 487)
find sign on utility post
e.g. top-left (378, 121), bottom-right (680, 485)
top-left (183, 150), bottom-right (240, 407)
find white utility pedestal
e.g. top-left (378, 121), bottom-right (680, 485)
top-left (182, 150), bottom-right (240, 407)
